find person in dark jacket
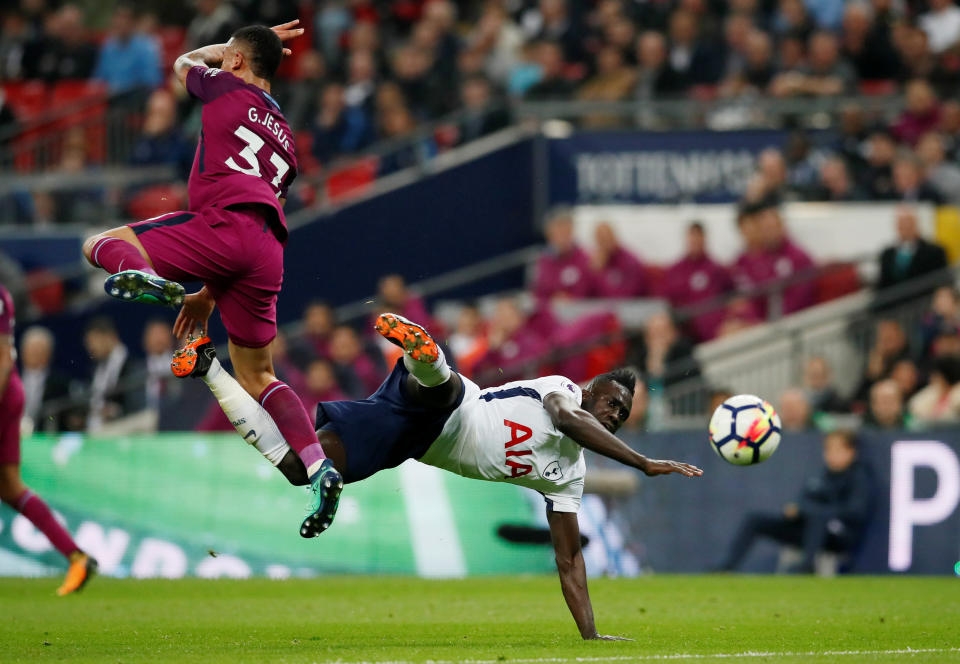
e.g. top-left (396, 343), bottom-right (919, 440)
top-left (717, 430), bottom-right (875, 573)
top-left (877, 206), bottom-right (949, 301)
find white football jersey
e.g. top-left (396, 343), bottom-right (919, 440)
top-left (419, 375), bottom-right (586, 512)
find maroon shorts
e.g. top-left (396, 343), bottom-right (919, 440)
top-left (0, 370), bottom-right (24, 465)
top-left (129, 207), bottom-right (284, 348)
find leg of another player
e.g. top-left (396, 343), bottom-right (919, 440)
top-left (229, 341), bottom-right (342, 538)
top-left (0, 464), bottom-right (96, 595)
top-left (82, 226), bottom-right (185, 307)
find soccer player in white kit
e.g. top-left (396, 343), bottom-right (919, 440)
top-left (194, 313), bottom-right (702, 639)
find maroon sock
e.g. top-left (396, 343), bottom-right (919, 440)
top-left (259, 381), bottom-right (328, 478)
top-left (91, 237), bottom-right (156, 275)
top-left (11, 490), bottom-right (79, 559)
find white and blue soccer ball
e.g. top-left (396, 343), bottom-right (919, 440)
top-left (708, 394), bottom-right (782, 465)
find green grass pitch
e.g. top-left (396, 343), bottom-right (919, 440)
top-left (1, 575), bottom-right (958, 663)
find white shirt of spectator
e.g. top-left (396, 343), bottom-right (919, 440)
top-left (420, 375), bottom-right (586, 512)
top-left (920, 5), bottom-right (960, 53)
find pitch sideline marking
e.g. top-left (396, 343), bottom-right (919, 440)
top-left (339, 647), bottom-right (960, 664)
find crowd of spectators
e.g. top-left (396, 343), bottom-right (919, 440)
top-left (8, 0), bottom-right (960, 219)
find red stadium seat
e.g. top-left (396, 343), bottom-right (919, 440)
top-left (51, 80), bottom-right (108, 164)
top-left (2, 80), bottom-right (49, 120)
top-left (294, 131), bottom-right (321, 176)
top-left (815, 263), bottom-right (861, 304)
top-left (859, 80), bottom-right (897, 96)
top-left (159, 26), bottom-right (186, 69)
top-left (126, 184), bottom-right (187, 220)
top-left (325, 158), bottom-right (378, 201)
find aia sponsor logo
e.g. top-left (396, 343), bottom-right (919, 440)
top-left (503, 419), bottom-right (533, 478)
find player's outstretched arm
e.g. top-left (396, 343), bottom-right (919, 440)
top-left (547, 510), bottom-right (631, 641)
top-left (544, 393), bottom-right (702, 478)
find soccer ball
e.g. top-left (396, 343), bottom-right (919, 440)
top-left (708, 394), bottom-right (782, 465)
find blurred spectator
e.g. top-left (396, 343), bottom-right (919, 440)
top-left (293, 300), bottom-right (336, 363)
top-left (623, 375), bottom-right (649, 431)
top-left (0, 10), bottom-right (31, 80)
top-left (270, 330), bottom-right (307, 398)
top-left (84, 317), bottom-right (141, 431)
top-left (376, 104), bottom-right (437, 176)
top-left (811, 156), bottom-right (864, 201)
top-left (667, 8), bottom-right (721, 86)
top-left (635, 30), bottom-right (688, 101)
top-left (717, 430), bottom-right (875, 574)
top-left (457, 75), bottom-right (511, 144)
top-left (577, 45), bottom-right (635, 128)
top-left (892, 154), bottom-right (943, 204)
top-left (779, 387), bottom-right (814, 430)
top-left (278, 50), bottom-right (326, 132)
top-left (760, 206), bottom-right (816, 315)
top-left (770, 31), bottom-right (856, 97)
top-left (876, 206), bottom-right (948, 296)
top-left (920, 286), bottom-right (960, 358)
top-left (915, 132), bottom-right (960, 204)
top-left (628, 311), bottom-right (699, 390)
top-left (861, 131), bottom-right (897, 200)
top-left (855, 319), bottom-right (910, 402)
top-left (720, 29), bottom-right (776, 97)
top-left (532, 209), bottom-right (595, 301)
top-left (35, 4), bottom-right (96, 81)
top-left (472, 2), bottom-right (524, 84)
top-left (344, 49), bottom-right (377, 122)
top-left (907, 354), bottom-right (960, 424)
top-left (663, 221), bottom-right (733, 342)
top-left (19, 325), bottom-right (70, 432)
top-left (890, 358), bottom-right (921, 402)
top-left (92, 4), bottom-right (161, 95)
top-left (756, 148), bottom-right (790, 202)
top-left (840, 2), bottom-right (900, 80)
top-left (302, 358), bottom-right (348, 420)
top-left (590, 222), bottom-right (647, 298)
top-left (311, 83), bottom-right (375, 163)
top-left (919, 0), bottom-right (960, 54)
top-left (732, 202), bottom-right (771, 317)
top-left (142, 319), bottom-right (173, 414)
top-left (185, 0), bottom-right (241, 50)
top-left (129, 89), bottom-right (193, 179)
top-left (448, 304), bottom-right (488, 378)
top-left (803, 356), bottom-right (848, 413)
top-left (376, 274), bottom-right (433, 330)
top-left (938, 100), bottom-right (960, 158)
top-left (525, 41), bottom-right (575, 101)
top-left (833, 104), bottom-right (869, 178)
top-left (891, 79), bottom-right (941, 146)
top-left (527, 0), bottom-right (585, 64)
top-left (329, 325), bottom-right (384, 398)
top-left (866, 379), bottom-right (908, 428)
top-left (474, 297), bottom-right (548, 383)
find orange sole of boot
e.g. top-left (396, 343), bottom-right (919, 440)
top-left (374, 314), bottom-right (439, 363)
top-left (171, 336), bottom-right (212, 377)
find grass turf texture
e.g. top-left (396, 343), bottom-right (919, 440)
top-left (1, 575), bottom-right (958, 663)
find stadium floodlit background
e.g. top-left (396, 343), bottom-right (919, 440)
top-left (2, 0), bottom-right (960, 661)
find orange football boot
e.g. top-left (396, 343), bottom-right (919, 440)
top-left (171, 335), bottom-right (216, 378)
top-left (374, 313), bottom-right (439, 363)
top-left (57, 552), bottom-right (97, 596)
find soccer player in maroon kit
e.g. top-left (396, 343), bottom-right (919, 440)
top-left (81, 21), bottom-right (343, 537)
top-left (0, 285), bottom-right (97, 594)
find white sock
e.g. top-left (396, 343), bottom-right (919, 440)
top-left (402, 345), bottom-right (451, 387)
top-left (202, 358), bottom-right (291, 466)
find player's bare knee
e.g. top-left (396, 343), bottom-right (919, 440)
top-left (81, 234), bottom-right (104, 264)
top-left (235, 369), bottom-right (274, 399)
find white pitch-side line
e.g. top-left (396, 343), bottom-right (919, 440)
top-left (398, 460), bottom-right (467, 579)
top-left (335, 647), bottom-right (960, 664)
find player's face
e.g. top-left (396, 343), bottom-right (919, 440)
top-left (586, 382), bottom-right (632, 434)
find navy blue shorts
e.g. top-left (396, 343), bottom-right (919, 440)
top-left (315, 359), bottom-right (465, 483)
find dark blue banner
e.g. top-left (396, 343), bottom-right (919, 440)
top-left (620, 430), bottom-right (960, 574)
top-left (549, 130), bottom-right (828, 204)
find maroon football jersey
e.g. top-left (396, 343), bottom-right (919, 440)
top-left (0, 285), bottom-right (13, 337)
top-left (186, 66), bottom-right (298, 241)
